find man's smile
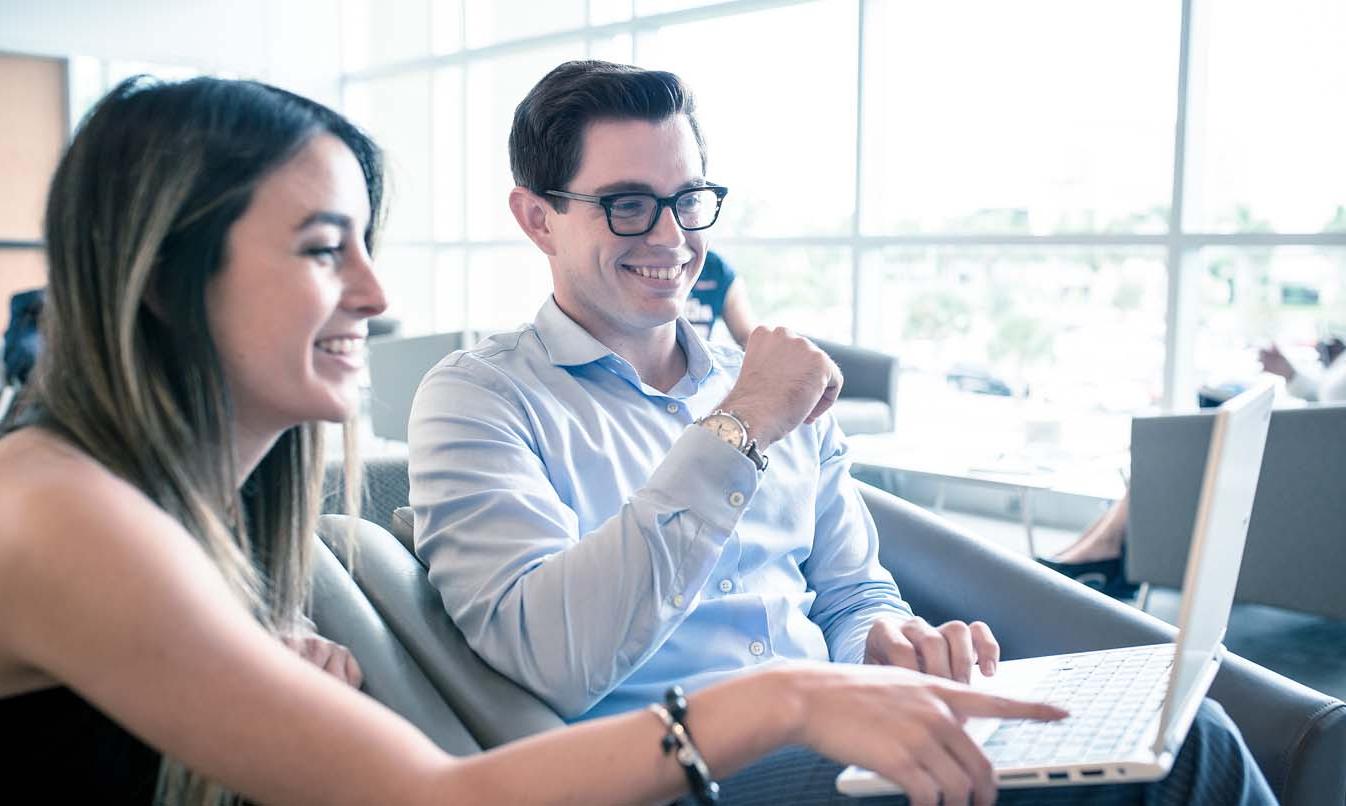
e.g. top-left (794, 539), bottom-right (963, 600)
top-left (621, 262), bottom-right (689, 282)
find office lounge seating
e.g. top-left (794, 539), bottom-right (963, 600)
top-left (810, 337), bottom-right (899, 436)
top-left (315, 453), bottom-right (1344, 803)
top-left (1126, 402), bottom-right (1346, 704)
top-left (310, 536), bottom-right (482, 755)
top-left (322, 456), bottom-right (412, 541)
top-left (314, 515), bottom-right (564, 750)
top-left (1129, 403), bottom-right (1346, 620)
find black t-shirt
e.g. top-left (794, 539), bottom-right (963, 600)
top-left (0, 685), bottom-right (161, 801)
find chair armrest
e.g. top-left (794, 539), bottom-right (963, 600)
top-left (856, 482), bottom-right (1346, 806)
top-left (310, 538), bottom-right (480, 755)
top-left (391, 505), bottom-right (415, 551)
top-left (317, 515), bottom-right (566, 749)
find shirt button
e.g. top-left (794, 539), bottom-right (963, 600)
top-left (718, 579), bottom-right (733, 593)
top-left (666, 401), bottom-right (679, 414)
top-left (671, 594), bottom-right (686, 608)
top-left (728, 491), bottom-right (745, 507)
top-left (748, 640), bottom-right (766, 657)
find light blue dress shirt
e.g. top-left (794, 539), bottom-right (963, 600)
top-left (408, 298), bottom-right (912, 720)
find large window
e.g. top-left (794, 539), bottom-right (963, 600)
top-left (856, 247), bottom-right (1169, 413)
top-left (1195, 247), bottom-right (1346, 382)
top-left (340, 0), bottom-right (1346, 450)
top-left (637, 1), bottom-right (858, 238)
top-left (1189, 0), bottom-right (1346, 233)
top-left (861, 1), bottom-right (1178, 236)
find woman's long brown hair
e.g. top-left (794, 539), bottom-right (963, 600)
top-left (10, 75), bottom-right (383, 804)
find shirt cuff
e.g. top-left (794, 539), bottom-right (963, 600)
top-left (643, 424), bottom-right (762, 533)
top-left (832, 606), bottom-right (915, 665)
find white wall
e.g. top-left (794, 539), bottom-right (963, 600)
top-left (0, 0), bottom-right (342, 105)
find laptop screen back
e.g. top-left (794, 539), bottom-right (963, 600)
top-left (1157, 383), bottom-right (1274, 746)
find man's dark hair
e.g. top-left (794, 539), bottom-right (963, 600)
top-left (509, 60), bottom-right (707, 209)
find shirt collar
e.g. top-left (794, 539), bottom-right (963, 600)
top-left (532, 296), bottom-right (716, 384)
top-left (534, 297), bottom-right (613, 367)
top-left (676, 316), bottom-right (715, 383)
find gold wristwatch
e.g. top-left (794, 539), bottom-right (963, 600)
top-left (696, 409), bottom-right (769, 472)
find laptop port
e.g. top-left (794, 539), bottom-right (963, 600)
top-left (1081, 769), bottom-right (1105, 777)
top-left (998, 772), bottom-right (1040, 782)
top-left (1047, 772), bottom-right (1069, 781)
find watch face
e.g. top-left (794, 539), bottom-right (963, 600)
top-left (704, 413), bottom-right (745, 448)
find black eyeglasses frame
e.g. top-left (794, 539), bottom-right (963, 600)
top-left (544, 185), bottom-right (729, 237)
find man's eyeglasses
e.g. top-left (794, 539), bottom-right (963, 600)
top-left (544, 185), bottom-right (729, 237)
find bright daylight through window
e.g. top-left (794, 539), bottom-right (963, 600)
top-left (337, 0), bottom-right (1346, 469)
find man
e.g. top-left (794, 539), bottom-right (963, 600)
top-left (409, 60), bottom-right (1272, 803)
top-left (1260, 334), bottom-right (1346, 403)
top-left (410, 61), bottom-right (988, 722)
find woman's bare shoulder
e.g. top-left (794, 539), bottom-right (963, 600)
top-left (0, 428), bottom-right (179, 579)
top-left (0, 429), bottom-right (193, 692)
top-left (0, 427), bottom-right (122, 487)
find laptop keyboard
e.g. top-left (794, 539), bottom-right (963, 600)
top-left (982, 645), bottom-right (1174, 767)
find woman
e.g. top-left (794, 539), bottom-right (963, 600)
top-left (0, 76), bottom-right (1252, 806)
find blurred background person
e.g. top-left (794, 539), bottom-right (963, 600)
top-left (684, 250), bottom-right (755, 348)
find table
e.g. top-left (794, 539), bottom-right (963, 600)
top-left (846, 432), bottom-right (1127, 558)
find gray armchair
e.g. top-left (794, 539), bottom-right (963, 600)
top-left (322, 455), bottom-right (413, 539)
top-left (1129, 403), bottom-right (1346, 619)
top-left (315, 468), bottom-right (1345, 804)
top-left (309, 537), bottom-right (481, 755)
top-left (810, 337), bottom-right (899, 435)
top-left (314, 514), bottom-right (564, 750)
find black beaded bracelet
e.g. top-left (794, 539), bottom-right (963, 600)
top-left (649, 686), bottom-right (720, 805)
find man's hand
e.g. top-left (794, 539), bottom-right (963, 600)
top-left (864, 616), bottom-right (999, 684)
top-left (718, 326), bottom-right (843, 447)
top-left (281, 633), bottom-right (364, 689)
top-left (1258, 343), bottom-right (1294, 380)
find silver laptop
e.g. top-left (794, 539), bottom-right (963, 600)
top-left (837, 382), bottom-right (1275, 795)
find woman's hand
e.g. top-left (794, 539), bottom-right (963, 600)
top-left (280, 633), bottom-right (363, 689)
top-left (786, 662), bottom-right (1067, 806)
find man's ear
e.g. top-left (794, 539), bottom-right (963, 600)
top-left (509, 186), bottom-right (558, 256)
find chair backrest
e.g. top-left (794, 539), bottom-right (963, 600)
top-left (809, 337), bottom-right (899, 433)
top-left (316, 515), bottom-right (566, 749)
top-left (391, 505), bottom-right (415, 551)
top-left (322, 455), bottom-right (411, 536)
top-left (810, 337), bottom-right (899, 407)
top-left (368, 332), bottom-right (466, 441)
top-left (1129, 403), bottom-right (1346, 620)
top-left (309, 536), bottom-right (480, 755)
